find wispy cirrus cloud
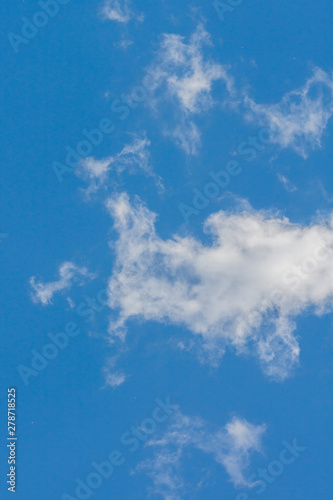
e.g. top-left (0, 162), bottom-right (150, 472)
top-left (245, 68), bottom-right (333, 157)
top-left (105, 193), bottom-right (333, 380)
top-left (102, 356), bottom-right (127, 388)
top-left (30, 262), bottom-right (95, 306)
top-left (137, 411), bottom-right (266, 498)
top-left (103, 369), bottom-right (127, 388)
top-left (101, 0), bottom-right (143, 23)
top-left (277, 174), bottom-right (297, 193)
top-left (147, 23), bottom-right (235, 154)
top-left (76, 135), bottom-right (163, 198)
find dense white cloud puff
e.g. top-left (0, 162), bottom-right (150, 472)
top-left (147, 24), bottom-right (234, 154)
top-left (137, 411), bottom-right (266, 498)
top-left (106, 193), bottom-right (333, 380)
top-left (245, 68), bottom-right (333, 157)
top-left (30, 262), bottom-right (94, 306)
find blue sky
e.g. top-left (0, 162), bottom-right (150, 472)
top-left (1, 0), bottom-right (333, 499)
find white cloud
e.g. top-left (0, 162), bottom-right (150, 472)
top-left (245, 68), bottom-right (333, 157)
top-left (30, 262), bottom-right (94, 306)
top-left (152, 24), bottom-right (234, 113)
top-left (277, 174), bottom-right (297, 193)
top-left (137, 411), bottom-right (266, 497)
top-left (147, 24), bottom-right (234, 154)
top-left (115, 38), bottom-right (133, 50)
top-left (103, 368), bottom-right (127, 388)
top-left (102, 0), bottom-right (143, 23)
top-left (106, 193), bottom-right (333, 380)
top-left (169, 120), bottom-right (201, 156)
top-left (76, 136), bottom-right (163, 197)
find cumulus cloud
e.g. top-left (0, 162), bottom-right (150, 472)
top-left (147, 24), bottom-right (234, 154)
top-left (106, 193), bottom-right (333, 380)
top-left (245, 68), bottom-right (333, 157)
top-left (137, 411), bottom-right (266, 498)
top-left (30, 262), bottom-right (94, 306)
top-left (76, 136), bottom-right (163, 197)
top-left (101, 0), bottom-right (143, 23)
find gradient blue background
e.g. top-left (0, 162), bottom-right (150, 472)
top-left (1, 0), bottom-right (333, 498)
